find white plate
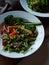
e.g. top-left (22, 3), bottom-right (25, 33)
top-left (20, 0), bottom-right (49, 17)
top-left (0, 11), bottom-right (45, 58)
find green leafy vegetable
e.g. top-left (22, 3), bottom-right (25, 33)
top-left (2, 15), bottom-right (39, 53)
top-left (27, 0), bottom-right (49, 13)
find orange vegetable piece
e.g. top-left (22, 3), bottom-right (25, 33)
top-left (7, 25), bottom-right (21, 31)
top-left (9, 30), bottom-right (18, 37)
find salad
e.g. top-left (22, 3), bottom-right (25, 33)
top-left (0, 15), bottom-right (41, 53)
top-left (27, 0), bottom-right (49, 13)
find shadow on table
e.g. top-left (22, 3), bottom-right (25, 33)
top-left (0, 55), bottom-right (23, 65)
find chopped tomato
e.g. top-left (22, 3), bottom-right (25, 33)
top-left (7, 25), bottom-right (21, 31)
top-left (9, 30), bottom-right (18, 37)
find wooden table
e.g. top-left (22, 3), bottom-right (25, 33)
top-left (0, 1), bottom-right (49, 65)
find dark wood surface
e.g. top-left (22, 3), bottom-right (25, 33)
top-left (0, 1), bottom-right (49, 65)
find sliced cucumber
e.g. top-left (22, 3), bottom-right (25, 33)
top-left (23, 22), bottom-right (42, 25)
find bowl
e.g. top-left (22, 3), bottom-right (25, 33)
top-left (0, 11), bottom-right (45, 58)
top-left (20, 0), bottom-right (49, 17)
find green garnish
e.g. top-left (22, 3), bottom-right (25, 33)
top-left (2, 15), bottom-right (39, 53)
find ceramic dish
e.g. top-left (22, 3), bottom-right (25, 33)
top-left (0, 11), bottom-right (45, 58)
top-left (20, 0), bottom-right (49, 17)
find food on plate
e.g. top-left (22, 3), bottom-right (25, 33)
top-left (0, 15), bottom-right (41, 53)
top-left (27, 0), bottom-right (49, 13)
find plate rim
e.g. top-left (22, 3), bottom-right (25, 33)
top-left (20, 0), bottom-right (49, 17)
top-left (0, 11), bottom-right (45, 58)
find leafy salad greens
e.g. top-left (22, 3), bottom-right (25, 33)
top-left (27, 0), bottom-right (49, 13)
top-left (1, 15), bottom-right (42, 53)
